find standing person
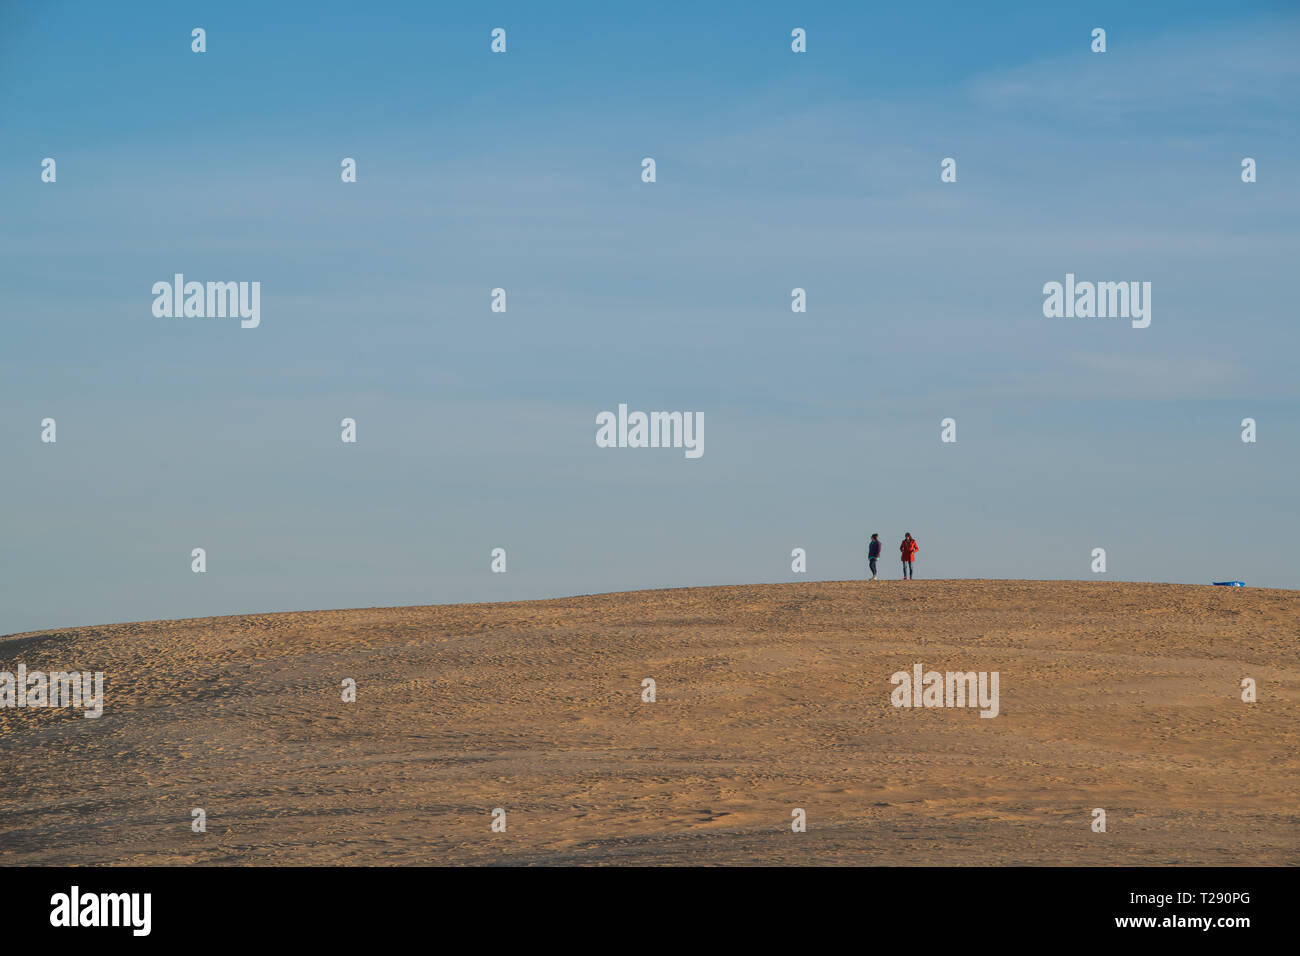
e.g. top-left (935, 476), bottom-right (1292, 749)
top-left (900, 532), bottom-right (918, 580)
top-left (867, 533), bottom-right (882, 580)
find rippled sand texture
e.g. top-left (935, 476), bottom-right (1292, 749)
top-left (2, 580), bottom-right (1296, 865)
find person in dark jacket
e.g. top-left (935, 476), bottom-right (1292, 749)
top-left (868, 533), bottom-right (882, 580)
top-left (900, 533), bottom-right (918, 579)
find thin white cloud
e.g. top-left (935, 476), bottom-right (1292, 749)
top-left (964, 16), bottom-right (1300, 119)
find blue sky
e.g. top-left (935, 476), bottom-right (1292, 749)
top-left (2, 1), bottom-right (1298, 634)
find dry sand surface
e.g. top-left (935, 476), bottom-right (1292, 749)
top-left (1, 580), bottom-right (1297, 866)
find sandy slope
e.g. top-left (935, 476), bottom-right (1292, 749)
top-left (1, 580), bottom-right (1296, 866)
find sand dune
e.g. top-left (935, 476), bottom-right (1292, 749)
top-left (1, 580), bottom-right (1296, 865)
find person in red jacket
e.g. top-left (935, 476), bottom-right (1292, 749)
top-left (900, 533), bottom-right (918, 579)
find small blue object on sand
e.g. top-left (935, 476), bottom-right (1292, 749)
top-left (1212, 581), bottom-right (1246, 587)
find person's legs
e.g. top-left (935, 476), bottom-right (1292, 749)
top-left (869, 557), bottom-right (877, 579)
